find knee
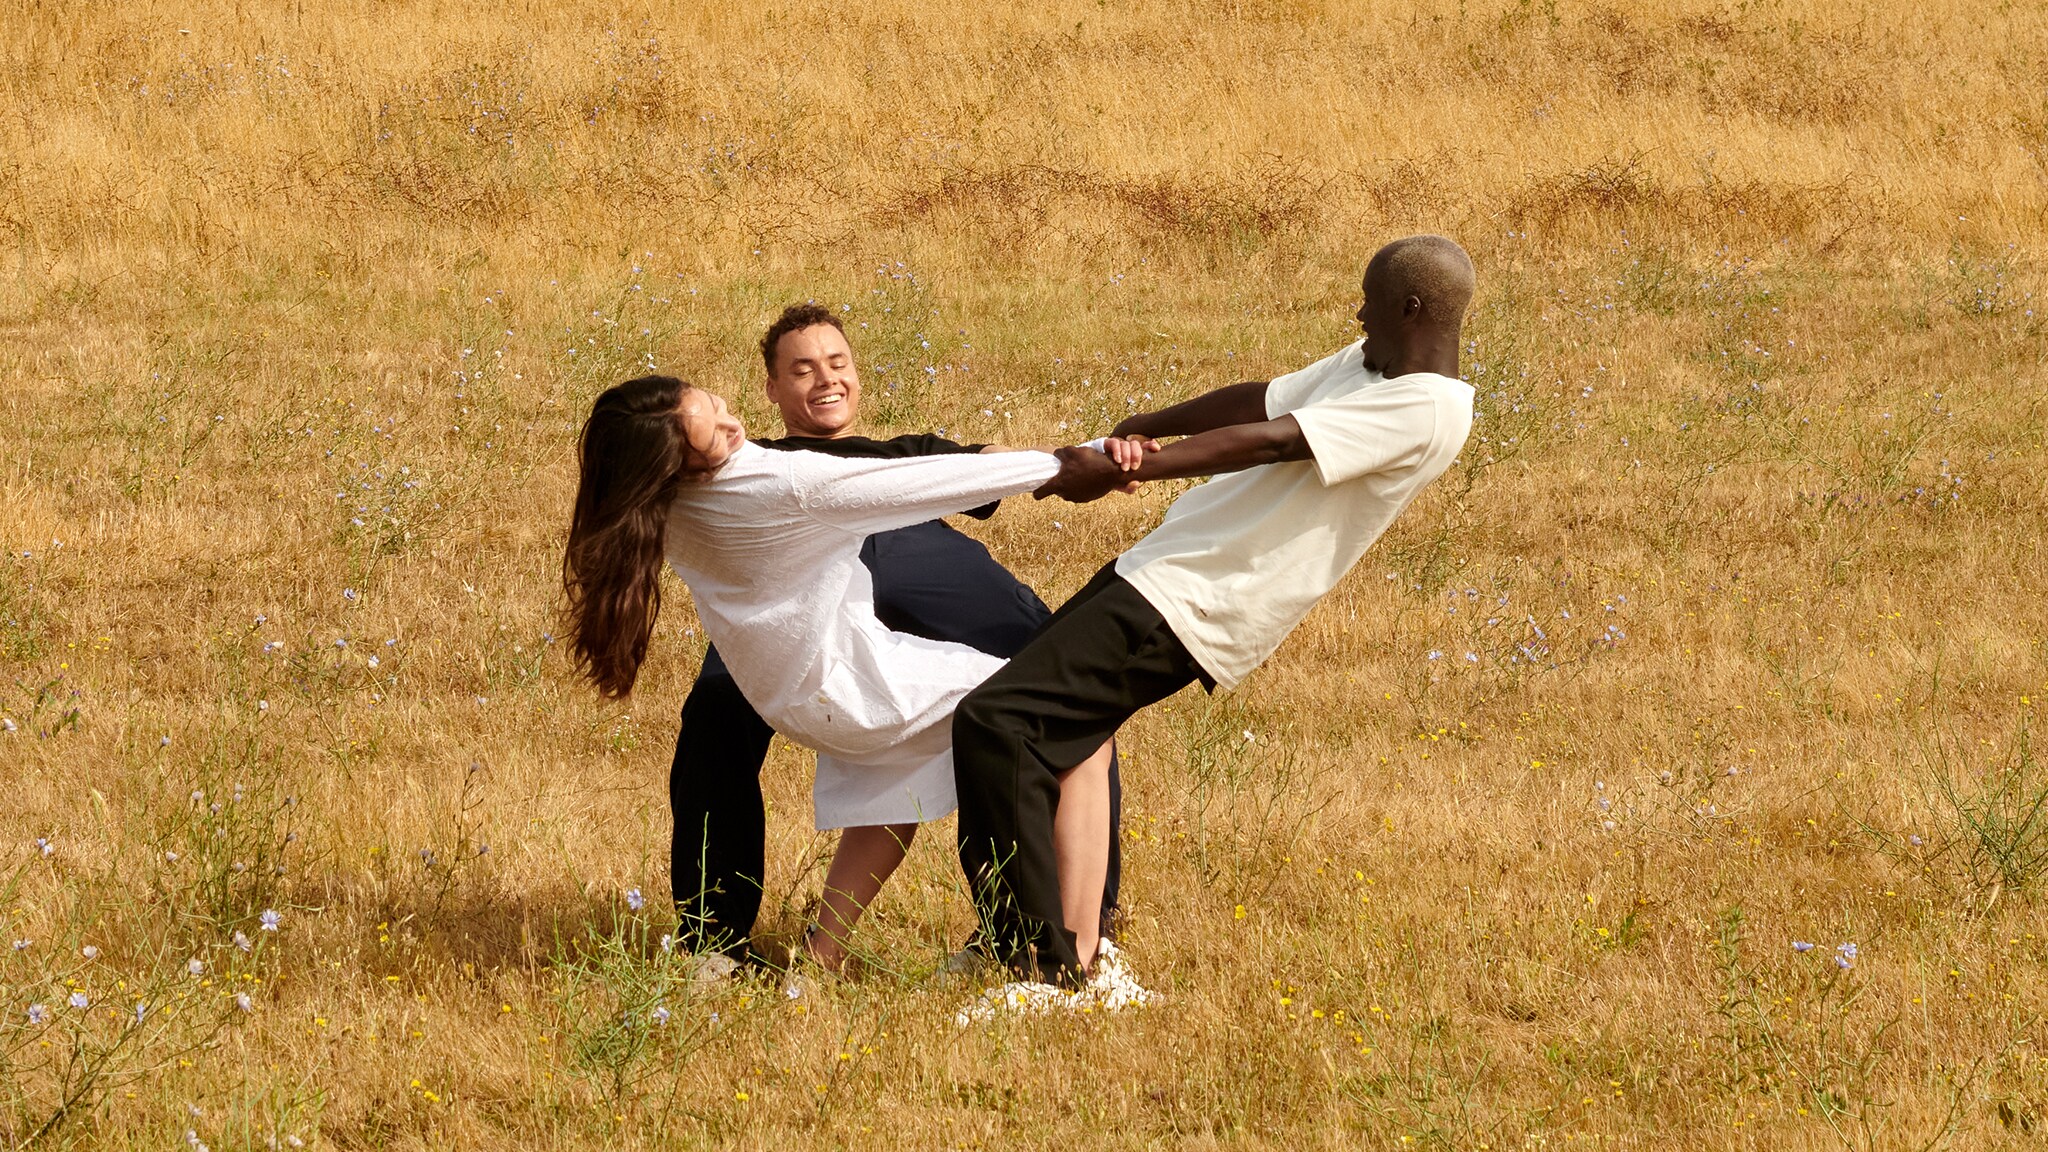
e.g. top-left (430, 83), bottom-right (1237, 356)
top-left (954, 685), bottom-right (1005, 743)
top-left (959, 686), bottom-right (1032, 752)
top-left (1076, 744), bottom-right (1115, 781)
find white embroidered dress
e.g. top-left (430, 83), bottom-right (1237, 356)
top-left (664, 442), bottom-right (1061, 829)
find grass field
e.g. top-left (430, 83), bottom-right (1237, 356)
top-left (4, 1), bottom-right (2047, 1147)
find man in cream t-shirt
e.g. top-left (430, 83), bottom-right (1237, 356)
top-left (954, 235), bottom-right (1479, 984)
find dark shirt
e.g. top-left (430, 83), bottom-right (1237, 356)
top-left (752, 433), bottom-right (998, 518)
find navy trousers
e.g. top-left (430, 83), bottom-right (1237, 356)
top-left (669, 519), bottom-right (1123, 955)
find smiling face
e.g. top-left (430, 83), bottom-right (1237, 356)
top-left (676, 388), bottom-right (746, 473)
top-left (763, 323), bottom-right (861, 438)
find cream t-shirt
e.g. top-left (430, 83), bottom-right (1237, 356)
top-left (1115, 341), bottom-right (1474, 689)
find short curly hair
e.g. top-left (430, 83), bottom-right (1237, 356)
top-left (759, 303), bottom-right (846, 376)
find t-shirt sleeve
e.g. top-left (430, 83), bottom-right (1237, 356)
top-left (1265, 342), bottom-right (1361, 418)
top-left (786, 449), bottom-right (1060, 536)
top-left (1288, 382), bottom-right (1438, 487)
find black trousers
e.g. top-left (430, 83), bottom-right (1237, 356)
top-left (670, 520), bottom-right (1124, 956)
top-left (953, 562), bottom-right (1208, 982)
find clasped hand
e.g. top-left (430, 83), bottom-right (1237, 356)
top-left (1033, 434), bottom-right (1160, 503)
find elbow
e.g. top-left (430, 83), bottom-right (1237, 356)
top-left (1254, 420), bottom-right (1312, 465)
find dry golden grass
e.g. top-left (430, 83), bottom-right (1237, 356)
top-left (4, 0), bottom-right (2047, 1147)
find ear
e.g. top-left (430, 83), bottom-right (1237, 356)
top-left (1402, 294), bottom-right (1424, 319)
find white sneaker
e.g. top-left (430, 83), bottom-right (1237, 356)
top-left (1084, 939), bottom-right (1155, 1012)
top-left (953, 980), bottom-right (1082, 1027)
top-left (685, 952), bottom-right (739, 989)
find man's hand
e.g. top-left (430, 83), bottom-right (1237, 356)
top-left (1033, 445), bottom-right (1130, 503)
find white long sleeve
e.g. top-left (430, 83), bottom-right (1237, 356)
top-left (660, 440), bottom-right (1068, 829)
top-left (782, 448), bottom-right (1060, 537)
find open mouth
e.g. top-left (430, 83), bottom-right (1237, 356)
top-left (808, 393), bottom-right (846, 410)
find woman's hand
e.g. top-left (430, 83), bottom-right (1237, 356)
top-left (1104, 434), bottom-right (1159, 472)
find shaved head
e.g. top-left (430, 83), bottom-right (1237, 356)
top-left (1364, 235), bottom-right (1475, 328)
top-left (1353, 234), bottom-right (1475, 376)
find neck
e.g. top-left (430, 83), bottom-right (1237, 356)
top-left (1365, 326), bottom-right (1460, 378)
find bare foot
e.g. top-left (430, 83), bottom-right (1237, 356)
top-left (801, 927), bottom-right (849, 976)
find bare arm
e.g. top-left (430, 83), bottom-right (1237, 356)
top-left (1036, 416), bottom-right (1311, 502)
top-left (1124, 415), bottom-right (1309, 482)
top-left (1111, 380), bottom-right (1271, 439)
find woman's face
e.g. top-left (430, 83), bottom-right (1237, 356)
top-left (677, 388), bottom-right (745, 472)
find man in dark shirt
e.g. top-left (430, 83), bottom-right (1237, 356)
top-left (671, 303), bottom-right (1122, 962)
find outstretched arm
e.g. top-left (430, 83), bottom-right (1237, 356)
top-left (790, 449), bottom-right (1061, 536)
top-left (1126, 415), bottom-right (1309, 482)
top-left (1036, 416), bottom-right (1310, 502)
top-left (1111, 380), bottom-right (1270, 439)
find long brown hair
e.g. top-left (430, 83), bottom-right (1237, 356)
top-left (563, 375), bottom-right (696, 698)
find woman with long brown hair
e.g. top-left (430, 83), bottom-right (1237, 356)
top-left (564, 375), bottom-right (1144, 996)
